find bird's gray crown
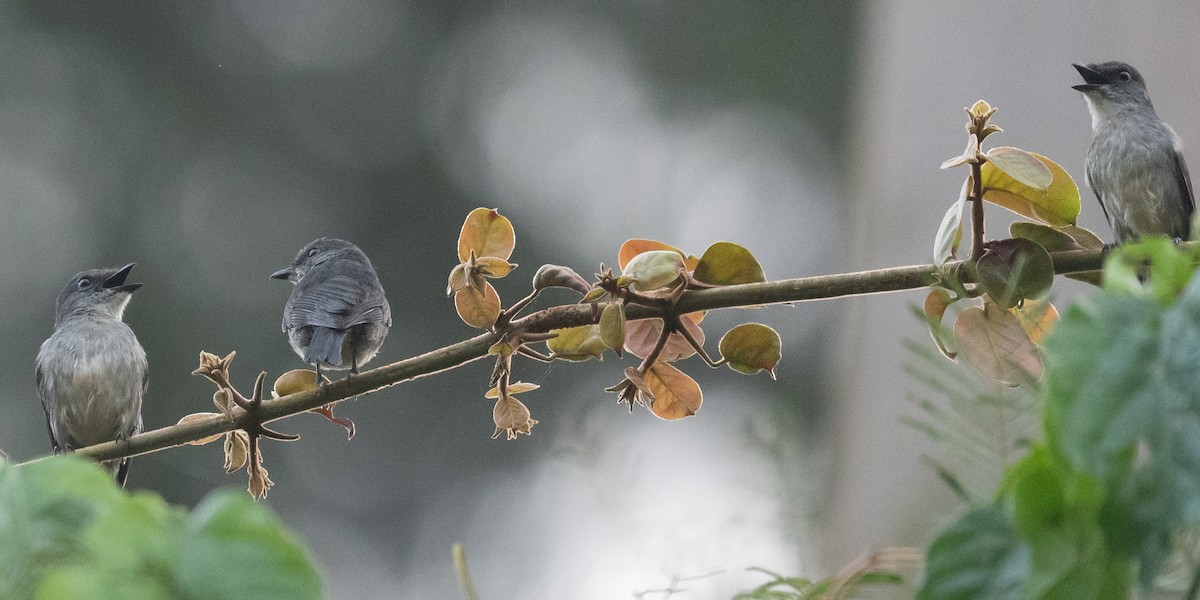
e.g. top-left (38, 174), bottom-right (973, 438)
top-left (54, 263), bottom-right (141, 326)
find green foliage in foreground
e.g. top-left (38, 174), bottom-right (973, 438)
top-left (0, 455), bottom-right (322, 600)
top-left (920, 238), bottom-right (1200, 599)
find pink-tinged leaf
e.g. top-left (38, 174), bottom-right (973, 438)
top-left (953, 301), bottom-right (1043, 386)
top-left (624, 313), bottom-right (705, 362)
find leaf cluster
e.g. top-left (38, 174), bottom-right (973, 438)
top-left (0, 456), bottom-right (321, 600)
top-left (919, 239), bottom-right (1200, 599)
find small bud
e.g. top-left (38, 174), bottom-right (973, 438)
top-left (532, 264), bottom-right (591, 294)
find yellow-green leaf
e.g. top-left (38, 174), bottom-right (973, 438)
top-left (984, 146), bottom-right (1052, 191)
top-left (980, 152), bottom-right (1080, 226)
top-left (718, 323), bottom-right (781, 378)
top-left (454, 281), bottom-right (501, 329)
top-left (953, 301), bottom-right (1042, 387)
top-left (547, 324), bottom-right (606, 361)
top-left (458, 207), bottom-right (515, 262)
top-left (599, 302), bottom-right (627, 353)
top-left (645, 362), bottom-right (702, 420)
top-left (693, 242), bottom-right (767, 285)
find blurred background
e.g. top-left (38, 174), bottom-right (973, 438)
top-left (0, 1), bottom-right (1196, 597)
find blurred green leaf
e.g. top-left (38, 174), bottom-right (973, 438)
top-left (1043, 264), bottom-right (1200, 584)
top-left (0, 456), bottom-right (323, 600)
top-left (1103, 237), bottom-right (1194, 306)
top-left (177, 491), bottom-right (322, 600)
top-left (981, 153), bottom-right (1079, 226)
top-left (917, 504), bottom-right (1029, 600)
top-left (693, 242), bottom-right (766, 285)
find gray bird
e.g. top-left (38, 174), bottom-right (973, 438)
top-left (1073, 61), bottom-right (1195, 243)
top-left (36, 263), bottom-right (147, 487)
top-left (271, 238), bottom-right (391, 384)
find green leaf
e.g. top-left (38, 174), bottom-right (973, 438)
top-left (1103, 236), bottom-right (1194, 306)
top-left (547, 324), bottom-right (607, 361)
top-left (621, 250), bottom-right (686, 291)
top-left (599, 301), bottom-right (626, 354)
top-left (917, 503), bottom-right (1029, 600)
top-left (953, 301), bottom-right (1042, 387)
top-left (1042, 268), bottom-right (1200, 584)
top-left (984, 146), bottom-right (1053, 191)
top-left (693, 242), bottom-right (767, 285)
top-left (718, 323), bottom-right (782, 378)
top-left (981, 153), bottom-right (1080, 226)
top-left (1009, 222), bottom-right (1104, 252)
top-left (975, 238), bottom-right (1055, 309)
top-left (177, 491), bottom-right (322, 600)
top-left (934, 178), bottom-right (970, 264)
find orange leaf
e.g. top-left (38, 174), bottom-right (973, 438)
top-left (645, 362), bottom-right (702, 420)
top-left (458, 208), bottom-right (516, 262)
top-left (454, 281), bottom-right (501, 329)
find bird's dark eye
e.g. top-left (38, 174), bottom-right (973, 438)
top-left (1118, 71), bottom-right (1132, 82)
top-left (76, 278), bottom-right (90, 290)
top-left (307, 247), bottom-right (320, 258)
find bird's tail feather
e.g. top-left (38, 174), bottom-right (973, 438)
top-left (108, 458), bottom-right (130, 488)
top-left (305, 327), bottom-right (345, 367)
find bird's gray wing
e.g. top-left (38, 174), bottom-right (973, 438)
top-left (1173, 147), bottom-right (1195, 223)
top-left (1085, 165), bottom-right (1115, 229)
top-left (35, 359), bottom-right (62, 453)
top-left (286, 273), bottom-right (388, 330)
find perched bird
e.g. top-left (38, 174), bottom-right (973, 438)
top-left (271, 238), bottom-right (391, 384)
top-left (1073, 61), bottom-right (1195, 243)
top-left (36, 263), bottom-right (147, 487)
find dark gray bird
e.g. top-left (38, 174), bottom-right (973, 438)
top-left (271, 238), bottom-right (391, 384)
top-left (36, 263), bottom-right (147, 487)
top-left (1073, 61), bottom-right (1194, 243)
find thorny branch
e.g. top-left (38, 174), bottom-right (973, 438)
top-left (19, 248), bottom-right (1107, 466)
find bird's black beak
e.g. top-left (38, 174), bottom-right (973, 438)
top-left (270, 266), bottom-right (296, 282)
top-left (1072, 63), bottom-right (1106, 91)
top-left (104, 263), bottom-right (142, 293)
